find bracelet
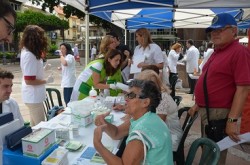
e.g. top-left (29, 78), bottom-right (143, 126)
top-left (227, 118), bottom-right (238, 122)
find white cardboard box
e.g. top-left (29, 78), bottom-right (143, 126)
top-left (22, 128), bottom-right (56, 157)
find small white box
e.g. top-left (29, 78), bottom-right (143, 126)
top-left (71, 111), bottom-right (93, 127)
top-left (22, 128), bottom-right (56, 157)
top-left (42, 147), bottom-right (68, 165)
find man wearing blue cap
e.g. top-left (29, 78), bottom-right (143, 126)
top-left (189, 13), bottom-right (250, 164)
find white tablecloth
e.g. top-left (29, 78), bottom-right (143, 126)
top-left (33, 108), bottom-right (126, 165)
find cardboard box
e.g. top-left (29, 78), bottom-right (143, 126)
top-left (3, 144), bottom-right (58, 165)
top-left (71, 111), bottom-right (93, 127)
top-left (41, 147), bottom-right (68, 165)
top-left (22, 128), bottom-right (56, 157)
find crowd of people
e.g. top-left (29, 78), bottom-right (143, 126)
top-left (1, 0), bottom-right (250, 164)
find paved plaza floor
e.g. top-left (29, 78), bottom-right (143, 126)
top-left (1, 58), bottom-right (250, 164)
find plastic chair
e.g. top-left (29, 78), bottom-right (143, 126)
top-left (43, 88), bottom-right (63, 120)
top-left (173, 95), bottom-right (183, 106)
top-left (173, 108), bottom-right (198, 165)
top-left (185, 138), bottom-right (220, 165)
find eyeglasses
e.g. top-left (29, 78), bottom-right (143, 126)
top-left (125, 92), bottom-right (146, 100)
top-left (210, 26), bottom-right (233, 34)
top-left (2, 17), bottom-right (15, 35)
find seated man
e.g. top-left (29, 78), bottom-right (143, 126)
top-left (0, 68), bottom-right (24, 126)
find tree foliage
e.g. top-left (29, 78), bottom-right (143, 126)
top-left (29, 0), bottom-right (113, 30)
top-left (16, 10), bottom-right (69, 32)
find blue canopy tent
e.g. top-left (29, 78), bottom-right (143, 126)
top-left (92, 8), bottom-right (250, 30)
top-left (59, 0), bottom-right (250, 64)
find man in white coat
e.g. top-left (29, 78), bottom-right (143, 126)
top-left (0, 69), bottom-right (24, 126)
top-left (184, 39), bottom-right (199, 94)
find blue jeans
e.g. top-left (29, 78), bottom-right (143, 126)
top-left (63, 87), bottom-right (73, 106)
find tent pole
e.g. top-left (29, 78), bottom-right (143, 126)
top-left (125, 30), bottom-right (127, 45)
top-left (85, 12), bottom-right (90, 66)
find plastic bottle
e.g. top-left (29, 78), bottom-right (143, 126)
top-left (104, 89), bottom-right (110, 97)
top-left (89, 87), bottom-right (97, 98)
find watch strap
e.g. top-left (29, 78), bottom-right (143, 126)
top-left (227, 118), bottom-right (238, 122)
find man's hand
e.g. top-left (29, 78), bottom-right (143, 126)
top-left (226, 122), bottom-right (240, 142)
top-left (188, 104), bottom-right (199, 117)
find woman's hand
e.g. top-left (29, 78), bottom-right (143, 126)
top-left (94, 124), bottom-right (107, 143)
top-left (113, 104), bottom-right (125, 111)
top-left (95, 111), bottom-right (110, 126)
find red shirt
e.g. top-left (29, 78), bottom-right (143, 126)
top-left (195, 40), bottom-right (250, 108)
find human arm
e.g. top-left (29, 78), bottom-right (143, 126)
top-left (60, 54), bottom-right (68, 66)
top-left (92, 71), bottom-right (110, 89)
top-left (24, 79), bottom-right (47, 85)
top-left (188, 103), bottom-right (199, 117)
top-left (121, 50), bottom-right (131, 69)
top-left (94, 111), bottom-right (130, 140)
top-left (226, 85), bottom-right (250, 142)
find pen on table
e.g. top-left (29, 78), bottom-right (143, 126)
top-left (113, 98), bottom-right (116, 107)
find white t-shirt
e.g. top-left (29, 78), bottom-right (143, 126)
top-left (20, 48), bottom-right (46, 103)
top-left (61, 54), bottom-right (76, 88)
top-left (2, 98), bottom-right (24, 126)
top-left (134, 43), bottom-right (164, 65)
top-left (199, 48), bottom-right (214, 72)
top-left (91, 47), bottom-right (97, 55)
top-left (133, 43), bottom-right (164, 77)
top-left (184, 45), bottom-right (199, 73)
top-left (168, 49), bottom-right (180, 73)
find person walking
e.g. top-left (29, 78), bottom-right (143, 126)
top-left (91, 44), bottom-right (97, 61)
top-left (183, 39), bottom-right (199, 94)
top-left (189, 13), bottom-right (250, 164)
top-left (73, 44), bottom-right (82, 65)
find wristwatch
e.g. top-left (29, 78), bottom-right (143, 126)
top-left (227, 118), bottom-right (238, 122)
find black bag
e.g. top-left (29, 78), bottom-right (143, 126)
top-left (205, 118), bottom-right (227, 142)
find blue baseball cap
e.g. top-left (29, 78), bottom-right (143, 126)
top-left (206, 13), bottom-right (237, 33)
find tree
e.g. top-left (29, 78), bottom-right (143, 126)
top-left (29, 0), bottom-right (114, 30)
top-left (16, 10), bottom-right (69, 32)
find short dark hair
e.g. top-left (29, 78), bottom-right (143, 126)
top-left (106, 31), bottom-right (119, 40)
top-left (128, 79), bottom-right (162, 113)
top-left (0, 0), bottom-right (16, 20)
top-left (60, 42), bottom-right (73, 55)
top-left (187, 39), bottom-right (194, 45)
top-left (0, 68), bottom-right (14, 79)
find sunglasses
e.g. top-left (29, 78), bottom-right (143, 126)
top-left (2, 17), bottom-right (15, 35)
top-left (125, 92), bottom-right (146, 100)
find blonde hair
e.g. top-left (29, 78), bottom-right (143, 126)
top-left (135, 28), bottom-right (153, 49)
top-left (137, 70), bottom-right (170, 93)
top-left (99, 35), bottom-right (114, 55)
top-left (171, 43), bottom-right (182, 51)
